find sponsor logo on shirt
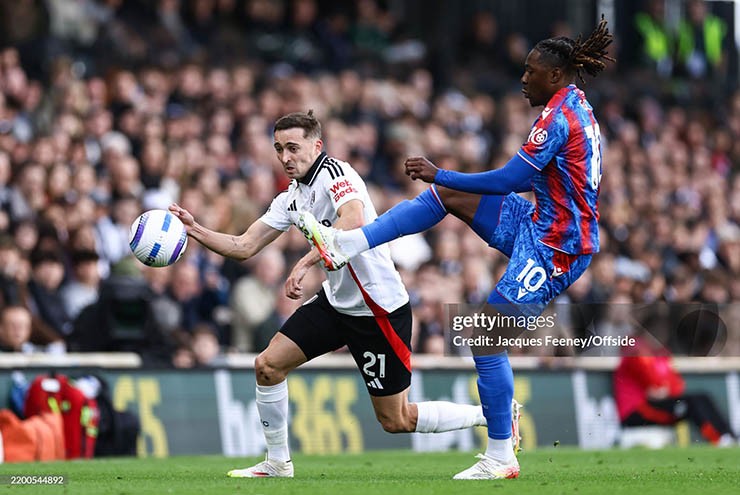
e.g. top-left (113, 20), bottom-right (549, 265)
top-left (329, 179), bottom-right (357, 203)
top-left (541, 107), bottom-right (553, 120)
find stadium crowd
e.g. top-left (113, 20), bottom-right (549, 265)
top-left (0, 0), bottom-right (738, 365)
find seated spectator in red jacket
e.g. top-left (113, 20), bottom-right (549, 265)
top-left (614, 336), bottom-right (737, 446)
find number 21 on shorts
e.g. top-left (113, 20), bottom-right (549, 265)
top-left (362, 352), bottom-right (386, 378)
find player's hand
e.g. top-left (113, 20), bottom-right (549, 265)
top-left (404, 156), bottom-right (439, 183)
top-left (285, 263), bottom-right (310, 300)
top-left (169, 203), bottom-right (194, 230)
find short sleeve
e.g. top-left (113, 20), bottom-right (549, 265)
top-left (259, 191), bottom-right (292, 232)
top-left (321, 169), bottom-right (365, 212)
top-left (518, 112), bottom-right (569, 170)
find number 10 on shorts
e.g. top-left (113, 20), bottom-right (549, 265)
top-left (362, 352), bottom-right (386, 378)
top-left (515, 258), bottom-right (546, 299)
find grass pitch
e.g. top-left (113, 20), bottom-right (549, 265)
top-left (0, 446), bottom-right (738, 495)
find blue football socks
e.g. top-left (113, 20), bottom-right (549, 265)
top-left (362, 186), bottom-right (447, 248)
top-left (474, 352), bottom-right (514, 440)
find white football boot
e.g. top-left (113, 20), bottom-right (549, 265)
top-left (297, 211), bottom-right (350, 270)
top-left (453, 399), bottom-right (523, 480)
top-left (453, 454), bottom-right (520, 480)
top-left (227, 457), bottom-right (294, 478)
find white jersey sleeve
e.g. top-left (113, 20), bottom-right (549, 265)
top-left (259, 190), bottom-right (292, 232)
top-left (319, 159), bottom-right (365, 212)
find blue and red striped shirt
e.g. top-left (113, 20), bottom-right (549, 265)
top-left (517, 84), bottom-right (601, 254)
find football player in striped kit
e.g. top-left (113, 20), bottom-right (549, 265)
top-left (299, 18), bottom-right (615, 479)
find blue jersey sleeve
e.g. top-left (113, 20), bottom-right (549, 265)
top-left (434, 154), bottom-right (538, 195)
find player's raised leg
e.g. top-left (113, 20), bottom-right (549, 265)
top-left (298, 185), bottom-right (448, 269)
top-left (298, 186), bottom-right (501, 270)
top-left (227, 333), bottom-right (306, 478)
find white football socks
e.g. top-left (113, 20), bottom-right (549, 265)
top-left (336, 229), bottom-right (370, 258)
top-left (256, 381), bottom-right (290, 462)
top-left (485, 437), bottom-right (516, 463)
top-left (414, 401), bottom-right (487, 433)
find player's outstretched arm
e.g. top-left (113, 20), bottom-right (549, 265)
top-left (169, 203), bottom-right (283, 261)
top-left (406, 154), bottom-right (537, 195)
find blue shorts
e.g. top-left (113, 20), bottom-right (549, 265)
top-left (475, 193), bottom-right (592, 316)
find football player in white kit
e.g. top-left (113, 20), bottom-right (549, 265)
top-left (169, 111), bottom-right (488, 478)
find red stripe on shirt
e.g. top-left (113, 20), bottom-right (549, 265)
top-left (541, 165), bottom-right (571, 247)
top-left (347, 264), bottom-right (411, 372)
top-left (561, 105), bottom-right (594, 252)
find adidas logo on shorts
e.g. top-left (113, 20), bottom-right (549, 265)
top-left (366, 378), bottom-right (384, 390)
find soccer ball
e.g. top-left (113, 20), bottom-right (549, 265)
top-left (129, 209), bottom-right (188, 267)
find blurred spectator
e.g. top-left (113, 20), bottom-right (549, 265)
top-left (27, 248), bottom-right (73, 339)
top-left (0, 233), bottom-right (59, 344)
top-left (282, 0), bottom-right (327, 72)
top-left (168, 260), bottom-right (226, 335)
top-left (0, 304), bottom-right (64, 353)
top-left (0, 151), bottom-right (15, 223)
top-left (190, 322), bottom-right (225, 367)
top-left (60, 249), bottom-right (102, 320)
top-left (351, 0), bottom-right (393, 63)
top-left (95, 194), bottom-right (140, 265)
top-left (0, 2), bottom-right (49, 79)
top-left (411, 262), bottom-right (449, 355)
top-left (172, 343), bottom-right (195, 368)
top-left (593, 294), bottom-right (635, 356)
top-left (614, 334), bottom-right (738, 446)
top-left (633, 0), bottom-right (674, 77)
top-left (230, 247), bottom-right (286, 352)
top-left (676, 0), bottom-right (730, 80)
top-left (0, 305), bottom-right (33, 352)
top-left (68, 258), bottom-right (174, 366)
top-left (456, 11), bottom-right (509, 94)
top-left (0, 233), bottom-right (26, 307)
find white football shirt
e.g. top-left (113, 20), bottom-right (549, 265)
top-left (259, 152), bottom-right (409, 316)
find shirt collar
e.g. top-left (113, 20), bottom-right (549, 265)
top-left (297, 151), bottom-right (327, 186)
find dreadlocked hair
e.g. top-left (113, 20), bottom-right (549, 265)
top-left (534, 15), bottom-right (616, 84)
